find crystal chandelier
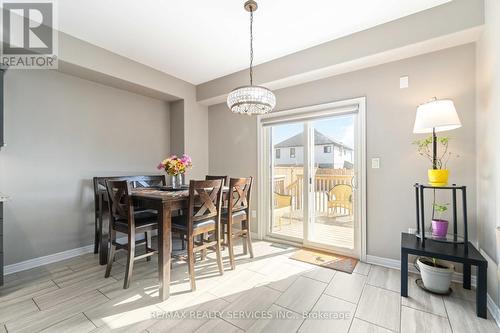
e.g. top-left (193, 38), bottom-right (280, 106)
top-left (227, 0), bottom-right (276, 115)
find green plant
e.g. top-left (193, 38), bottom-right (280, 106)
top-left (432, 203), bottom-right (449, 220)
top-left (413, 135), bottom-right (459, 169)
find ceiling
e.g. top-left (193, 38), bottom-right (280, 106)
top-left (58, 0), bottom-right (451, 85)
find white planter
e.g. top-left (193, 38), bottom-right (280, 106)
top-left (417, 258), bottom-right (454, 294)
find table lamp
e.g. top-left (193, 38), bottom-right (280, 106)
top-left (413, 98), bottom-right (462, 170)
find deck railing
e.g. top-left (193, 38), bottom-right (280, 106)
top-left (274, 167), bottom-right (354, 212)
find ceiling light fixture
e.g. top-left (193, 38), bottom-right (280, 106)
top-left (227, 0), bottom-right (276, 115)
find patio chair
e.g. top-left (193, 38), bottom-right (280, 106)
top-left (327, 184), bottom-right (353, 217)
top-left (273, 192), bottom-right (293, 230)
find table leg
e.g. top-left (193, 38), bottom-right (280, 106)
top-left (158, 201), bottom-right (172, 301)
top-left (463, 262), bottom-right (471, 290)
top-left (401, 250), bottom-right (408, 297)
top-left (477, 263), bottom-right (487, 319)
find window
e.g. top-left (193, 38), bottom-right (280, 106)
top-left (290, 147), bottom-right (296, 158)
top-left (324, 145), bottom-right (332, 153)
top-left (276, 149), bottom-right (280, 159)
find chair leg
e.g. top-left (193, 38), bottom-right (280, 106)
top-left (240, 221), bottom-right (247, 255)
top-left (228, 231), bottom-right (235, 270)
top-left (104, 229), bottom-right (116, 278)
top-left (201, 233), bottom-right (207, 261)
top-left (145, 232), bottom-right (151, 262)
top-left (215, 236), bottom-right (224, 275)
top-left (245, 221), bottom-right (254, 259)
top-left (124, 231), bottom-right (135, 289)
top-left (94, 213), bottom-right (99, 254)
top-left (187, 237), bottom-right (196, 291)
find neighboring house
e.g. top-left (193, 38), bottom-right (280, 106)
top-left (274, 130), bottom-right (353, 168)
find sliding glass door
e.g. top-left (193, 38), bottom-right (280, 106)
top-left (261, 100), bottom-right (365, 258)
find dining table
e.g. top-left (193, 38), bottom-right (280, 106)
top-left (130, 187), bottom-right (189, 301)
top-left (97, 185), bottom-right (228, 301)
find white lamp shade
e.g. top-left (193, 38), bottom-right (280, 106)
top-left (413, 99), bottom-right (462, 134)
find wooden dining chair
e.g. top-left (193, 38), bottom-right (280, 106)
top-left (131, 175), bottom-right (166, 188)
top-left (92, 175), bottom-right (165, 259)
top-left (222, 177), bottom-right (254, 270)
top-left (205, 175), bottom-right (228, 186)
top-left (104, 180), bottom-right (158, 289)
top-left (171, 179), bottom-right (224, 291)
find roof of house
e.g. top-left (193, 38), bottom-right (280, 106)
top-left (275, 129), bottom-right (353, 150)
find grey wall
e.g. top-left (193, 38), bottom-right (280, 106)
top-left (1, 70), bottom-right (170, 265)
top-left (476, 0), bottom-right (500, 308)
top-left (209, 44), bottom-right (477, 260)
top-left (170, 100), bottom-right (185, 156)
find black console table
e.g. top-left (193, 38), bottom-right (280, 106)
top-left (401, 232), bottom-right (487, 318)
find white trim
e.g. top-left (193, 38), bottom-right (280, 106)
top-left (257, 97), bottom-right (367, 260)
top-left (366, 255), bottom-right (477, 286)
top-left (5, 244), bottom-right (94, 275)
top-left (488, 294), bottom-right (500, 328)
top-left (4, 234), bottom-right (145, 275)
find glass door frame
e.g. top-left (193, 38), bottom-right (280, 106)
top-left (257, 97), bottom-right (367, 260)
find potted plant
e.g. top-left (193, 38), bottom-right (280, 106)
top-left (157, 154), bottom-right (192, 189)
top-left (432, 203), bottom-right (449, 238)
top-left (417, 257), bottom-right (454, 294)
top-left (413, 136), bottom-right (458, 186)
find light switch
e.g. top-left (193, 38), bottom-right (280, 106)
top-left (372, 158), bottom-right (380, 169)
top-left (400, 76), bottom-right (409, 89)
top-left (251, 210), bottom-right (257, 218)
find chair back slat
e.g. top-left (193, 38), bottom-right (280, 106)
top-left (132, 175), bottom-right (166, 188)
top-left (228, 177), bottom-right (253, 213)
top-left (205, 175), bottom-right (229, 186)
top-left (188, 179), bottom-right (223, 224)
top-left (105, 180), bottom-right (133, 222)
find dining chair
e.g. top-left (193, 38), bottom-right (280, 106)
top-left (131, 175), bottom-right (166, 188)
top-left (205, 175), bottom-right (228, 186)
top-left (104, 180), bottom-right (158, 289)
top-left (221, 177), bottom-right (253, 270)
top-left (171, 179), bottom-right (224, 291)
top-left (93, 175), bottom-right (165, 257)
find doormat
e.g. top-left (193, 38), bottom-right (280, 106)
top-left (290, 248), bottom-right (358, 274)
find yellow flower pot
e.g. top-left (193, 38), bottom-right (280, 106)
top-left (428, 169), bottom-right (449, 186)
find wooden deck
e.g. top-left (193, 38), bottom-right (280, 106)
top-left (272, 209), bottom-right (354, 249)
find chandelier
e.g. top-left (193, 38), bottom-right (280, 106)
top-left (227, 0), bottom-right (276, 115)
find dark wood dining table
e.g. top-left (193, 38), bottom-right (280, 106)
top-left (130, 188), bottom-right (189, 301)
top-left (97, 185), bottom-right (228, 301)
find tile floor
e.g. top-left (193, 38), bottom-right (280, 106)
top-left (0, 240), bottom-right (499, 333)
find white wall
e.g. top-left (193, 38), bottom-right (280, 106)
top-left (476, 0), bottom-right (500, 308)
top-left (0, 70), bottom-right (170, 264)
top-left (209, 44), bottom-right (477, 260)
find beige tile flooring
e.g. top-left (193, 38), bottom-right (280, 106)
top-left (1, 240), bottom-right (499, 333)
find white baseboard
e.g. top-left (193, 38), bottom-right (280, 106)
top-left (4, 244), bottom-right (95, 275)
top-left (4, 234), bottom-right (145, 275)
top-left (488, 294), bottom-right (500, 327)
top-left (366, 254), bottom-right (477, 286)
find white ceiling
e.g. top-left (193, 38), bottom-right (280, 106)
top-left (58, 0), bottom-right (451, 85)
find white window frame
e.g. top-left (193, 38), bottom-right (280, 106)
top-left (257, 97), bottom-right (367, 261)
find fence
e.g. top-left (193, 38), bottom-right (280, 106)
top-left (273, 167), bottom-right (354, 213)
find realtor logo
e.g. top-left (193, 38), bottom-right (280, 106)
top-left (1, 0), bottom-right (58, 69)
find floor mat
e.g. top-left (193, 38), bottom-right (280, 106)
top-left (290, 248), bottom-right (358, 274)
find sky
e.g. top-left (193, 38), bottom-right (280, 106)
top-left (272, 114), bottom-right (355, 148)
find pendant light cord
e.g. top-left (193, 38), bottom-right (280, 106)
top-left (249, 7), bottom-right (254, 85)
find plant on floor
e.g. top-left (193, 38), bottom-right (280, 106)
top-left (416, 257), bottom-right (454, 294)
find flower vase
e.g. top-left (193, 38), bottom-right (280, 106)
top-left (170, 174), bottom-right (182, 189)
